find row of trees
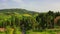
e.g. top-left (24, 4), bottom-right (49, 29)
top-left (0, 11), bottom-right (60, 31)
top-left (0, 12), bottom-right (37, 31)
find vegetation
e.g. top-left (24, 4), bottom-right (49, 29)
top-left (0, 9), bottom-right (60, 34)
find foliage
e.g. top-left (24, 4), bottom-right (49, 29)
top-left (0, 9), bottom-right (60, 34)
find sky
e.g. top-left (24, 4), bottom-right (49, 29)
top-left (0, 0), bottom-right (60, 12)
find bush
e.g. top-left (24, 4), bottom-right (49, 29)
top-left (6, 26), bottom-right (14, 34)
top-left (13, 27), bottom-right (22, 34)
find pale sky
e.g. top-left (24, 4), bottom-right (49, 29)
top-left (0, 0), bottom-right (60, 12)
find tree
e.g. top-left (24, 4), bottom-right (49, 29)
top-left (36, 13), bottom-right (47, 30)
top-left (46, 11), bottom-right (54, 28)
top-left (20, 14), bottom-right (36, 34)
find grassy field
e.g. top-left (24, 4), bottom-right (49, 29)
top-left (0, 28), bottom-right (60, 34)
top-left (26, 29), bottom-right (60, 34)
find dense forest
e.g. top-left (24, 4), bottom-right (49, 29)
top-left (0, 9), bottom-right (60, 33)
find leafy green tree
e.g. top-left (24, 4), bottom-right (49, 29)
top-left (46, 11), bottom-right (54, 28)
top-left (36, 13), bottom-right (47, 30)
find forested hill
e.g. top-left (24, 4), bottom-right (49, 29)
top-left (0, 9), bottom-right (39, 15)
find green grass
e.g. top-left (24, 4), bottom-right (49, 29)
top-left (26, 29), bottom-right (58, 34)
top-left (0, 31), bottom-right (57, 34)
top-left (0, 32), bottom-right (6, 34)
top-left (26, 31), bottom-right (57, 34)
top-left (0, 29), bottom-right (60, 34)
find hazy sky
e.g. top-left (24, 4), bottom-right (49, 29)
top-left (0, 0), bottom-right (60, 12)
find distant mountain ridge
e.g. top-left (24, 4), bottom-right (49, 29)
top-left (0, 9), bottom-right (39, 15)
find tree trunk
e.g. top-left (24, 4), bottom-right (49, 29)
top-left (22, 26), bottom-right (26, 34)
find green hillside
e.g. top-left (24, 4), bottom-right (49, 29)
top-left (0, 9), bottom-right (39, 15)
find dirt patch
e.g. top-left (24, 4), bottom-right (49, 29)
top-left (56, 32), bottom-right (60, 34)
top-left (0, 28), bottom-right (6, 32)
top-left (54, 16), bottom-right (60, 23)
